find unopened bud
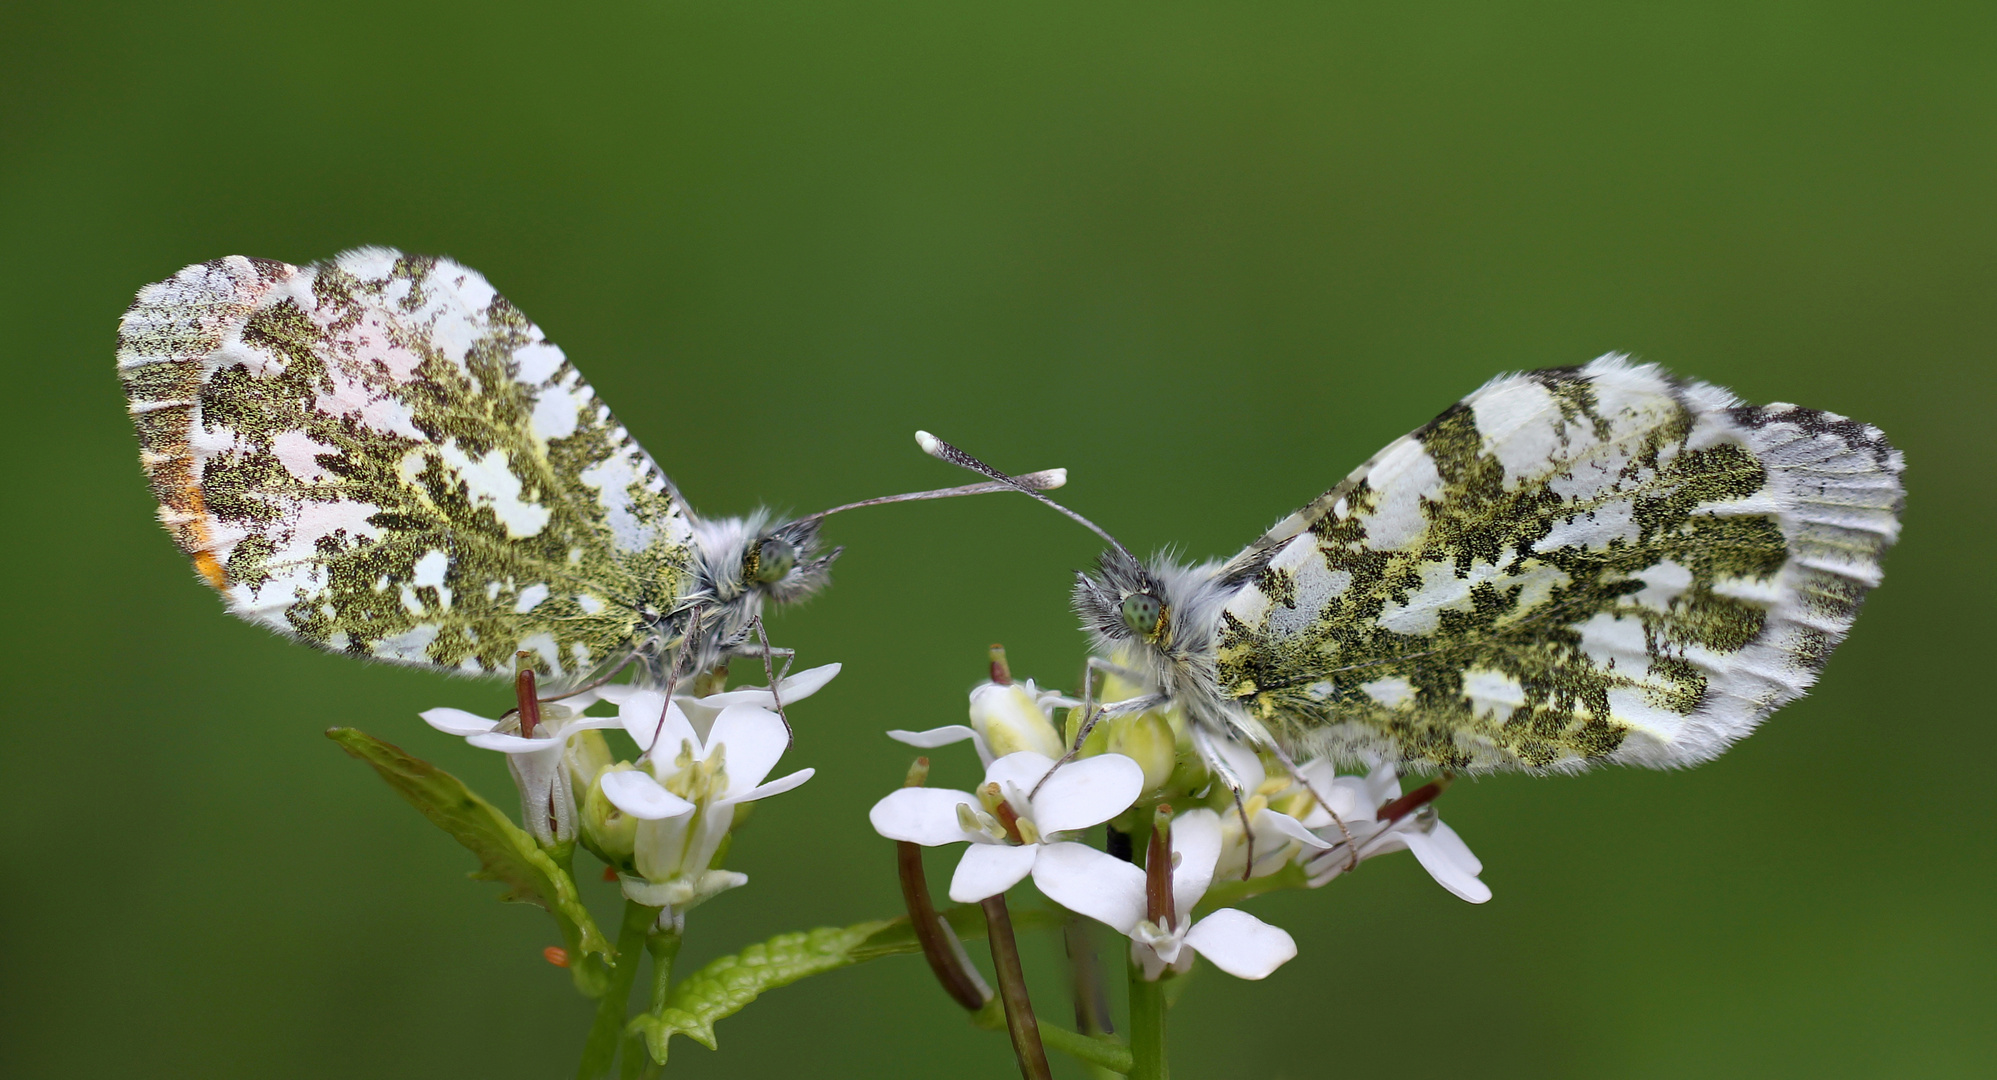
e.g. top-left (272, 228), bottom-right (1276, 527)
top-left (579, 763), bottom-right (641, 862)
top-left (1105, 711), bottom-right (1178, 794)
top-left (969, 682), bottom-right (1064, 759)
top-left (565, 728), bottom-right (615, 791)
top-left (1063, 707), bottom-right (1112, 758)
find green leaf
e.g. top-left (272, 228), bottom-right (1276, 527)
top-left (327, 727), bottom-right (615, 988)
top-left (631, 903), bottom-right (1068, 1063)
top-left (633, 920), bottom-right (896, 1063)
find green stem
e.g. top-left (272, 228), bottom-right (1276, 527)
top-left (646, 925), bottom-right (683, 1015)
top-left (1038, 1022), bottom-right (1133, 1075)
top-left (981, 894), bottom-right (1053, 1080)
top-left (617, 924), bottom-right (681, 1079)
top-left (576, 900), bottom-right (657, 1080)
top-left (617, 1030), bottom-right (657, 1080)
top-left (1126, 963), bottom-right (1169, 1080)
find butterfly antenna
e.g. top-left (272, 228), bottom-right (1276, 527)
top-left (914, 431), bottom-right (1137, 563)
top-left (800, 468), bottom-right (1069, 522)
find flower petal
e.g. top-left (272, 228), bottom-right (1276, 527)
top-left (1207, 737), bottom-right (1267, 792)
top-left (1424, 818), bottom-right (1483, 876)
top-left (887, 726), bottom-right (994, 766)
top-left (947, 842), bottom-right (1039, 903)
top-left (1313, 775), bottom-right (1382, 828)
top-left (731, 767), bottom-right (814, 804)
top-left (1363, 762), bottom-right (1402, 806)
top-left (628, 698), bottom-right (701, 756)
top-left (707, 704), bottom-right (792, 794)
top-left (1032, 842), bottom-right (1146, 934)
top-left (983, 751), bottom-right (1058, 794)
top-left (1168, 809), bottom-right (1224, 916)
top-left (1185, 908), bottom-right (1297, 979)
top-left (599, 770), bottom-right (696, 821)
top-left (1259, 809), bottom-right (1334, 851)
top-left (466, 731), bottom-right (563, 755)
top-left (1028, 754), bottom-right (1144, 834)
top-left (420, 707), bottom-right (499, 737)
top-left (868, 787), bottom-right (982, 845)
top-left (775, 662), bottom-right (841, 701)
top-left (689, 662), bottom-right (842, 711)
top-left (541, 687), bottom-right (602, 713)
top-left (559, 713), bottom-right (625, 735)
top-left (1405, 822), bottom-right (1491, 903)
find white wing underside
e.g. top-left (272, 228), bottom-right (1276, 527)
top-left (1213, 355), bottom-right (1904, 772)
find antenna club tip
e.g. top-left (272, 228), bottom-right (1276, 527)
top-left (1040, 468), bottom-right (1067, 491)
top-left (914, 430), bottom-right (941, 455)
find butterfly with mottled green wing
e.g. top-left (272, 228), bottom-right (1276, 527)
top-left (920, 355), bottom-right (1904, 778)
top-left (117, 248), bottom-right (1063, 690)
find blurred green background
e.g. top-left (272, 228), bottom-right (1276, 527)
top-left (3, 3), bottom-right (1991, 1077)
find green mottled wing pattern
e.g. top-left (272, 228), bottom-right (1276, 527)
top-left (1214, 356), bottom-right (1904, 772)
top-left (116, 249), bottom-right (693, 682)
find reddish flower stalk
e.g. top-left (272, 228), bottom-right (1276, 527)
top-left (894, 758), bottom-right (992, 1012)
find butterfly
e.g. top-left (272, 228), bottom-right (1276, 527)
top-left (918, 355), bottom-right (1905, 784)
top-left (117, 248), bottom-right (1062, 692)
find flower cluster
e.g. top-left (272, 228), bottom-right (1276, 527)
top-left (424, 664), bottom-right (838, 927)
top-left (872, 656), bottom-right (1490, 985)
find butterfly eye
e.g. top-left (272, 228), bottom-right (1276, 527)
top-left (1120, 592), bottom-right (1163, 636)
top-left (748, 537), bottom-right (796, 584)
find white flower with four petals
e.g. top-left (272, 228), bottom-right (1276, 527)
top-left (421, 690), bottom-right (620, 846)
top-left (870, 750), bottom-right (1144, 904)
top-left (1291, 760), bottom-right (1490, 904)
top-left (1037, 809), bottom-right (1298, 981)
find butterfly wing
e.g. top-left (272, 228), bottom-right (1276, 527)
top-left (1214, 355), bottom-right (1904, 772)
top-left (117, 248), bottom-right (694, 682)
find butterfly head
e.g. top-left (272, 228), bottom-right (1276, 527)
top-left (1075, 549), bottom-right (1174, 651)
top-left (740, 517), bottom-right (841, 604)
top-left (695, 512), bottom-right (842, 611)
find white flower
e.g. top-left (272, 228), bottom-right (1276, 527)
top-left (888, 678), bottom-right (1073, 767)
top-left (421, 690), bottom-right (620, 846)
top-left (1036, 809), bottom-right (1297, 980)
top-left (593, 678), bottom-right (822, 920)
top-left (1293, 761), bottom-right (1490, 904)
top-left (1201, 739), bottom-right (1333, 881)
top-left (869, 750), bottom-right (1143, 903)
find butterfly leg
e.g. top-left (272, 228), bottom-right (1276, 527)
top-left (1029, 691), bottom-right (1167, 798)
top-left (1261, 740), bottom-right (1358, 871)
top-left (1190, 723), bottom-right (1259, 880)
top-left (745, 615), bottom-right (795, 746)
top-left (1052, 653), bottom-right (1152, 758)
top-left (642, 607), bottom-right (708, 760)
top-left (536, 652), bottom-right (640, 704)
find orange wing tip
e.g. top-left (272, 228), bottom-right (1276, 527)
top-left (192, 550), bottom-right (229, 590)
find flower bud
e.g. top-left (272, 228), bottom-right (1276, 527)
top-left (579, 762), bottom-right (642, 864)
top-left (565, 727), bottom-right (614, 791)
top-left (1063, 705), bottom-right (1112, 759)
top-left (968, 682), bottom-right (1064, 759)
top-left (1105, 711), bottom-right (1178, 795)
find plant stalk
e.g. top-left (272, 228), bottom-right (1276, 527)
top-left (575, 899), bottom-right (657, 1080)
top-left (645, 924), bottom-right (683, 1015)
top-left (1126, 963), bottom-right (1169, 1080)
top-left (1038, 1021), bottom-right (1134, 1075)
top-left (900, 841), bottom-right (993, 1009)
top-left (981, 894), bottom-right (1054, 1080)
